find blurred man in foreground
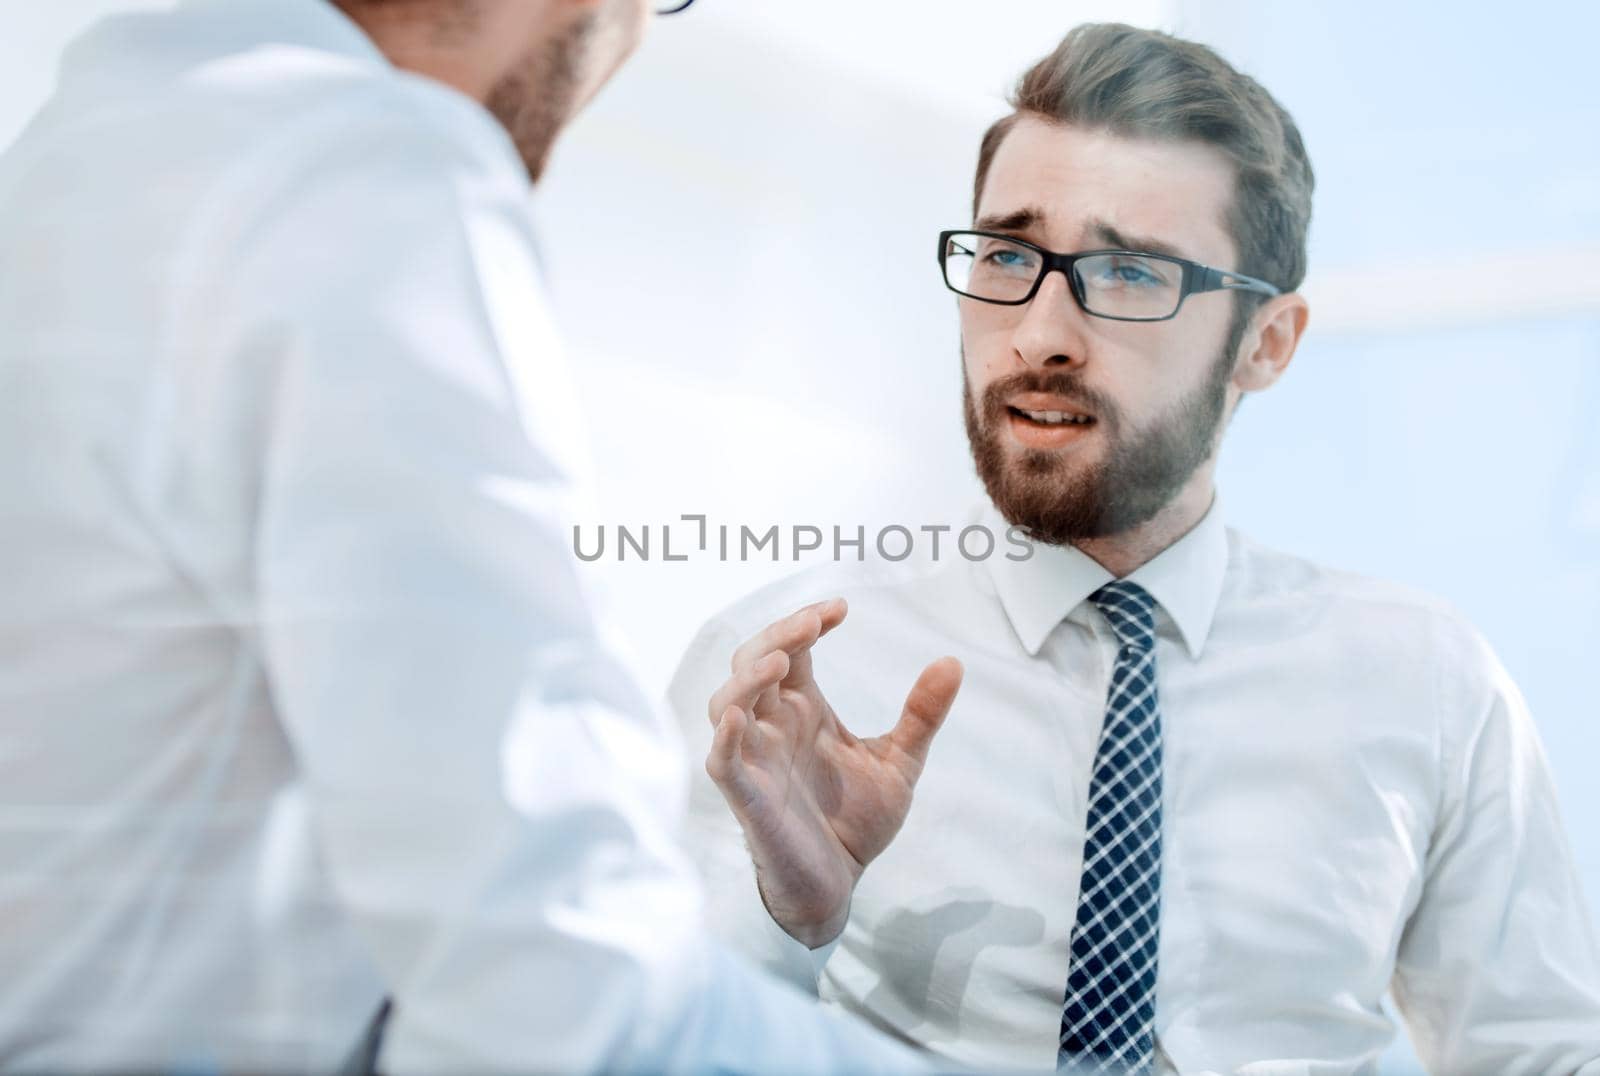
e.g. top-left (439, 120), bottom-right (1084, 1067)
top-left (672, 23), bottom-right (1600, 1075)
top-left (0, 0), bottom-right (954, 1070)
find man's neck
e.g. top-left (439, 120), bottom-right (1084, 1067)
top-left (1072, 471), bottom-right (1217, 579)
top-left (331, 2), bottom-right (502, 102)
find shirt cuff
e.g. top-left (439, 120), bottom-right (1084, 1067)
top-left (755, 898), bottom-right (845, 986)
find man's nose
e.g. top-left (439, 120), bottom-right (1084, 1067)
top-left (1010, 269), bottom-right (1091, 370)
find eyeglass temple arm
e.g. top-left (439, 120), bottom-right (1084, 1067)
top-left (1197, 264), bottom-right (1281, 297)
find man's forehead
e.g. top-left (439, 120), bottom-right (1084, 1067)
top-left (977, 117), bottom-right (1238, 264)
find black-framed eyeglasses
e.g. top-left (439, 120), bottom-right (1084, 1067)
top-left (938, 229), bottom-right (1281, 323)
top-left (655, 0), bottom-right (694, 13)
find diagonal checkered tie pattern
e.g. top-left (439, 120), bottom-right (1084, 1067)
top-left (1059, 581), bottom-right (1164, 1075)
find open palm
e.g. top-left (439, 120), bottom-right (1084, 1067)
top-left (706, 599), bottom-right (963, 948)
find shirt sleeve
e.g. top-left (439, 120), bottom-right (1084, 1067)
top-left (217, 108), bottom-right (922, 1074)
top-left (1390, 619), bottom-right (1600, 1075)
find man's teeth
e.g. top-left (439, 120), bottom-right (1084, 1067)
top-left (1019, 408), bottom-right (1092, 425)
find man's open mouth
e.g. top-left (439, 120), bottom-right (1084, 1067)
top-left (1008, 406), bottom-right (1096, 427)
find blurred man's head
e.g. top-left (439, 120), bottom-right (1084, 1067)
top-left (956, 24), bottom-right (1313, 545)
top-left (332, 0), bottom-right (654, 181)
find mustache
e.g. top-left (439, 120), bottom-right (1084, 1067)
top-left (981, 369), bottom-right (1119, 426)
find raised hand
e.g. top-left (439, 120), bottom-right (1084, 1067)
top-left (705, 598), bottom-right (963, 948)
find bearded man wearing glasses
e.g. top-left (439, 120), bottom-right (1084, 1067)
top-left (671, 23), bottom-right (1600, 1076)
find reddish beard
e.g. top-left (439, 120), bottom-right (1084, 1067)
top-left (962, 344), bottom-right (1235, 544)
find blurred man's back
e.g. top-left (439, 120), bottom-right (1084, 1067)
top-left (0, 2), bottom-right (925, 1071)
top-left (0, 7), bottom-right (415, 1065)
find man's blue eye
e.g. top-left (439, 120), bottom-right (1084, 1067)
top-left (1089, 259), bottom-right (1167, 288)
top-left (984, 248), bottom-right (1037, 271)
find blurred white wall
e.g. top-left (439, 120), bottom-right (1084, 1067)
top-left (8, 3), bottom-right (1599, 1071)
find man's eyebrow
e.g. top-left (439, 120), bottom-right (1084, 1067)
top-left (1087, 219), bottom-right (1192, 261)
top-left (973, 208), bottom-right (1041, 233)
top-left (973, 210), bottom-right (1199, 262)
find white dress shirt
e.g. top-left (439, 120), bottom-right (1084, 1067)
top-left (0, 1), bottom-right (926, 1071)
top-left (669, 498), bottom-right (1600, 1075)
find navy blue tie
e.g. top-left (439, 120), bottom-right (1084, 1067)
top-left (1059, 581), bottom-right (1163, 1074)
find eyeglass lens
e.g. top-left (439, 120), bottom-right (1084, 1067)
top-left (943, 232), bottom-right (1184, 320)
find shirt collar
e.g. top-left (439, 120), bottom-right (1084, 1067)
top-left (985, 493), bottom-right (1230, 661)
top-left (176, 0), bottom-right (389, 66)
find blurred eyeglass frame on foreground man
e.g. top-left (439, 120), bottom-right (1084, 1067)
top-left (669, 22), bottom-right (1600, 1076)
top-left (0, 0), bottom-right (956, 1071)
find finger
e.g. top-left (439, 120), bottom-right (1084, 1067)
top-left (707, 649), bottom-right (790, 727)
top-left (812, 596), bottom-right (848, 637)
top-left (750, 649), bottom-right (790, 716)
top-left (705, 704), bottom-right (747, 781)
top-left (781, 597), bottom-right (849, 688)
top-left (887, 657), bottom-right (964, 769)
top-left (705, 705), bottom-right (759, 806)
top-left (729, 606), bottom-right (820, 673)
top-left (729, 598), bottom-right (846, 675)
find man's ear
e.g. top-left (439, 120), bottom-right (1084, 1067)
top-left (1232, 291), bottom-right (1309, 394)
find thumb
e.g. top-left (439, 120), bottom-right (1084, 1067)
top-left (887, 657), bottom-right (964, 768)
